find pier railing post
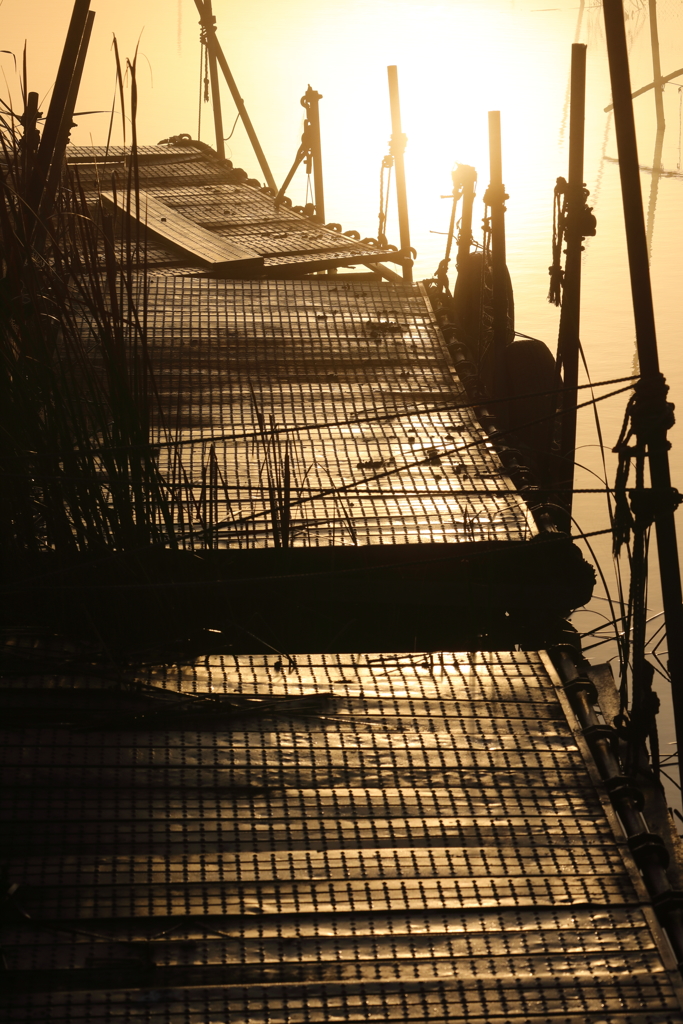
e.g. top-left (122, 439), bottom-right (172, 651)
top-left (303, 86), bottom-right (325, 225)
top-left (387, 66), bottom-right (413, 285)
top-left (603, 0), bottom-right (683, 801)
top-left (27, 0), bottom-right (91, 217)
top-left (455, 164), bottom-right (477, 273)
top-left (487, 111), bottom-right (509, 401)
top-left (203, 0), bottom-right (226, 160)
top-left (194, 0), bottom-right (277, 193)
top-left (556, 43), bottom-right (587, 528)
top-left (39, 9), bottom-right (95, 226)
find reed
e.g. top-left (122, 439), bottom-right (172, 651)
top-left (0, 52), bottom-right (179, 558)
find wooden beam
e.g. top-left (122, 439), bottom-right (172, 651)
top-left (27, 0), bottom-right (91, 215)
top-left (387, 66), bottom-right (413, 285)
top-left (556, 43), bottom-right (587, 529)
top-left (101, 191), bottom-right (264, 274)
top-left (193, 0), bottom-right (277, 194)
top-left (203, 0), bottom-right (226, 161)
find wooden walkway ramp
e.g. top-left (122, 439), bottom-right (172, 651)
top-left (69, 143), bottom-right (401, 276)
top-left (71, 274), bottom-right (591, 654)
top-left (1, 647), bottom-right (682, 1020)
top-left (143, 276), bottom-right (533, 549)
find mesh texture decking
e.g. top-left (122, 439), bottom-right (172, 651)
top-left (133, 277), bottom-right (534, 549)
top-left (67, 145), bottom-right (399, 271)
top-left (1, 649), bottom-right (682, 1021)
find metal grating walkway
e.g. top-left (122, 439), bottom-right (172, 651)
top-left (1, 649), bottom-right (682, 1021)
top-left (67, 144), bottom-right (400, 272)
top-left (138, 277), bottom-right (534, 549)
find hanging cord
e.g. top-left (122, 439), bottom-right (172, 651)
top-left (197, 30), bottom-right (206, 141)
top-left (433, 171), bottom-right (464, 296)
top-left (203, 31), bottom-right (210, 102)
top-left (548, 174), bottom-right (597, 312)
top-left (196, 27), bottom-right (211, 142)
top-left (378, 154), bottom-right (393, 247)
top-left (477, 199), bottom-right (494, 363)
top-left (548, 176), bottom-right (567, 306)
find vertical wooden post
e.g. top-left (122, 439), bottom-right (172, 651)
top-left (487, 111), bottom-right (508, 397)
top-left (387, 66), bottom-right (412, 285)
top-left (203, 0), bottom-right (225, 160)
top-left (193, 0), bottom-right (276, 193)
top-left (40, 10), bottom-right (95, 221)
top-left (556, 43), bottom-right (587, 527)
top-left (27, 0), bottom-right (91, 214)
top-left (603, 0), bottom-right (683, 799)
top-left (20, 92), bottom-right (41, 168)
top-left (304, 86), bottom-right (325, 225)
top-left (649, 0), bottom-right (665, 132)
top-left (455, 164), bottom-right (477, 272)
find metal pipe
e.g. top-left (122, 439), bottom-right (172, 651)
top-left (303, 86), bottom-right (325, 225)
top-left (603, 0), bottom-right (683, 801)
top-left (203, 0), bottom-right (225, 160)
top-left (387, 66), bottom-right (412, 285)
top-left (27, 0), bottom-right (91, 215)
top-left (487, 111), bottom-right (508, 401)
top-left (193, 0), bottom-right (277, 193)
top-left (556, 44), bottom-right (587, 529)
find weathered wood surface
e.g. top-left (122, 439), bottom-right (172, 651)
top-left (101, 190), bottom-right (264, 274)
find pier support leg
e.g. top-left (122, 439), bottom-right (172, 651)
top-left (556, 44), bottom-right (587, 530)
top-left (387, 66), bottom-right (413, 285)
top-left (604, 0), bottom-right (683, 806)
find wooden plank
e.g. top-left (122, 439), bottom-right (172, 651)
top-left (101, 190), bottom-right (264, 274)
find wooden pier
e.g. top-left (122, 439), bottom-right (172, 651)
top-left (2, 119), bottom-right (682, 1021)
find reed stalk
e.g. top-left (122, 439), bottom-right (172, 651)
top-left (0, 50), bottom-right (180, 558)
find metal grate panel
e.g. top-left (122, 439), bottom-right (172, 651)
top-left (1, 650), bottom-right (682, 1020)
top-left (134, 277), bottom-right (533, 548)
top-left (69, 148), bottom-right (401, 271)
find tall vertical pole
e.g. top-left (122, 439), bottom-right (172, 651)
top-left (40, 10), bottom-right (95, 221)
top-left (387, 66), bottom-right (413, 285)
top-left (603, 0), bottom-right (683, 799)
top-left (455, 164), bottom-right (477, 272)
top-left (203, 0), bottom-right (225, 160)
top-left (487, 111), bottom-right (508, 400)
top-left (649, 0), bottom-right (665, 132)
top-left (556, 44), bottom-right (587, 528)
top-left (27, 0), bottom-right (91, 214)
top-left (193, 0), bottom-right (277, 193)
top-left (304, 86), bottom-right (325, 224)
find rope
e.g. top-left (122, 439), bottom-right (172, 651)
top-left (378, 155), bottom-right (393, 247)
top-left (203, 33), bottom-right (210, 103)
top-left (224, 110), bottom-right (241, 142)
top-left (548, 176), bottom-right (566, 307)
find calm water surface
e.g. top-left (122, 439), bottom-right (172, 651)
top-left (9, 0), bottom-right (683, 793)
